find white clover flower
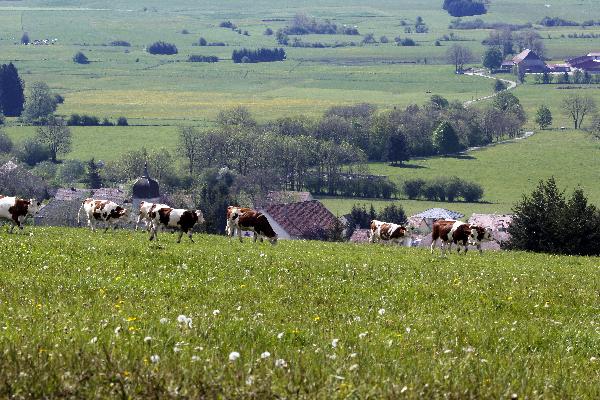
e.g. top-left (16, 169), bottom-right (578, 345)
top-left (144, 336), bottom-right (152, 343)
top-left (277, 332), bottom-right (284, 339)
top-left (159, 318), bottom-right (169, 324)
top-left (191, 355), bottom-right (200, 362)
top-left (173, 346), bottom-right (181, 353)
top-left (150, 354), bottom-right (160, 363)
top-left (260, 351), bottom-right (271, 359)
top-left (213, 309), bottom-right (220, 316)
top-left (349, 364), bottom-right (359, 371)
top-left (90, 336), bottom-right (98, 344)
top-left (236, 305), bottom-right (242, 311)
top-left (443, 349), bottom-right (452, 354)
top-left (378, 308), bottom-right (385, 316)
top-left (406, 327), bottom-right (411, 334)
top-left (349, 352), bottom-right (357, 358)
top-left (229, 351), bottom-right (240, 361)
top-left (401, 386), bottom-right (408, 394)
top-left (114, 326), bottom-right (121, 336)
top-left (274, 358), bottom-right (287, 368)
top-left (328, 354), bottom-right (337, 360)
top-left (177, 315), bottom-right (188, 324)
top-left (353, 316), bottom-right (361, 322)
top-left (358, 332), bottom-right (368, 339)
top-left (331, 338), bottom-right (339, 348)
top-left (246, 375), bottom-right (254, 385)
top-left (591, 356), bottom-right (598, 362)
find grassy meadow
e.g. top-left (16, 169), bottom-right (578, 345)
top-left (0, 227), bottom-right (598, 398)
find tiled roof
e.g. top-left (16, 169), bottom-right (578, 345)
top-left (263, 191), bottom-right (313, 206)
top-left (412, 208), bottom-right (464, 220)
top-left (91, 188), bottom-right (127, 203)
top-left (263, 200), bottom-right (338, 239)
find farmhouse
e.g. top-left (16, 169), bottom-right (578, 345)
top-left (260, 200), bottom-right (340, 240)
top-left (511, 49), bottom-right (547, 73)
top-left (566, 52), bottom-right (600, 73)
top-left (259, 190), bottom-right (313, 207)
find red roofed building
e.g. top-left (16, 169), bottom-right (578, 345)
top-left (566, 53), bottom-right (600, 73)
top-left (512, 49), bottom-right (547, 73)
top-left (261, 200), bottom-right (340, 240)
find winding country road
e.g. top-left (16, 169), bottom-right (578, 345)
top-left (462, 70), bottom-right (517, 107)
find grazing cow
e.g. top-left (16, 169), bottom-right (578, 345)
top-left (430, 220), bottom-right (493, 256)
top-left (369, 219), bottom-right (410, 245)
top-left (148, 207), bottom-right (204, 243)
top-left (78, 198), bottom-right (129, 232)
top-left (135, 201), bottom-right (170, 231)
top-left (228, 207), bottom-right (277, 244)
top-left (0, 195), bottom-right (42, 233)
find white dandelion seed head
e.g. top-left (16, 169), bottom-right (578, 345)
top-left (173, 346), bottom-right (181, 353)
top-left (90, 336), bottom-right (98, 344)
top-left (331, 338), bottom-right (339, 348)
top-left (191, 355), bottom-right (200, 362)
top-left (406, 327), bottom-right (411, 334)
top-left (277, 332), bottom-right (284, 339)
top-left (349, 352), bottom-right (358, 358)
top-left (358, 332), bottom-right (367, 339)
top-left (150, 354), bottom-right (160, 363)
top-left (349, 364), bottom-right (359, 371)
top-left (114, 326), bottom-right (121, 336)
top-left (246, 375), bottom-right (254, 385)
top-left (213, 309), bottom-right (220, 316)
top-left (159, 317), bottom-right (168, 324)
top-left (378, 308), bottom-right (385, 316)
top-left (260, 351), bottom-right (271, 359)
top-left (229, 351), bottom-right (240, 361)
top-left (177, 315), bottom-right (188, 324)
top-left (144, 336), bottom-right (152, 343)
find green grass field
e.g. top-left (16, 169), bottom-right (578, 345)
top-left (0, 227), bottom-right (598, 398)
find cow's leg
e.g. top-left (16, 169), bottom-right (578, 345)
top-left (149, 224), bottom-right (157, 241)
top-left (430, 239), bottom-right (437, 254)
top-left (177, 230), bottom-right (184, 243)
top-left (135, 214), bottom-right (142, 231)
top-left (440, 241), bottom-right (447, 257)
top-left (238, 227), bottom-right (243, 243)
top-left (477, 243), bottom-right (482, 254)
top-left (104, 220), bottom-right (110, 233)
top-left (89, 218), bottom-right (96, 232)
top-left (9, 218), bottom-right (19, 233)
top-left (187, 230), bottom-right (194, 243)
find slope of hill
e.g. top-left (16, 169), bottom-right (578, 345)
top-left (0, 227), bottom-right (598, 398)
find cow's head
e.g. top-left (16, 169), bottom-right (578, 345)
top-left (268, 234), bottom-right (278, 245)
top-left (116, 206), bottom-right (129, 218)
top-left (27, 199), bottom-right (42, 215)
top-left (469, 225), bottom-right (493, 244)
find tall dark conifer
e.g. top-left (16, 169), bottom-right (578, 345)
top-left (0, 63), bottom-right (25, 117)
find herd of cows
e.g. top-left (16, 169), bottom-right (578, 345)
top-left (0, 196), bottom-right (494, 255)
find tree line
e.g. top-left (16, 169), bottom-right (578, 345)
top-left (232, 48), bottom-right (286, 63)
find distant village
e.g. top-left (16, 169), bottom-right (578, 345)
top-left (499, 50), bottom-right (600, 74)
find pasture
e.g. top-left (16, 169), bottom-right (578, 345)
top-left (0, 227), bottom-right (598, 398)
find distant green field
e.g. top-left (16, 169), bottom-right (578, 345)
top-left (0, 227), bottom-right (598, 398)
top-left (321, 129), bottom-right (600, 216)
top-left (0, 0), bottom-right (599, 123)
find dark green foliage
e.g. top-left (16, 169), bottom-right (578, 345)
top-left (73, 51), bottom-right (89, 64)
top-left (232, 48), bottom-right (285, 63)
top-left (264, 28), bottom-right (273, 36)
top-left (482, 46), bottom-right (503, 71)
top-left (101, 118), bottom-right (113, 126)
top-left (68, 114), bottom-right (100, 126)
top-left (0, 131), bottom-right (13, 153)
top-left (147, 41), bottom-right (178, 55)
top-left (219, 21), bottom-right (236, 29)
top-left (396, 37), bottom-right (416, 46)
top-left (507, 178), bottom-right (600, 255)
top-left (15, 138), bottom-right (50, 166)
top-left (198, 37), bottom-right (207, 46)
top-left (403, 178), bottom-right (426, 200)
top-left (443, 0), bottom-right (486, 17)
top-left (57, 159), bottom-right (85, 185)
top-left (0, 63), bottom-right (25, 117)
top-left (386, 130), bottom-right (409, 165)
top-left (283, 13), bottom-right (358, 35)
top-left (378, 204), bottom-right (406, 225)
top-left (86, 158), bottom-right (103, 189)
top-left (493, 79), bottom-right (507, 92)
top-left (539, 16), bottom-right (578, 27)
top-left (187, 55), bottom-right (218, 63)
top-left (21, 32), bottom-right (30, 45)
top-left (535, 105), bottom-right (552, 129)
top-left (430, 95), bottom-right (449, 109)
top-left (460, 181), bottom-right (484, 202)
top-left (117, 117), bottom-right (128, 126)
top-left (197, 168), bottom-right (236, 234)
top-left (403, 177), bottom-right (484, 202)
top-left (275, 29), bottom-right (289, 45)
top-left (109, 40), bottom-right (130, 46)
top-left (432, 121), bottom-right (464, 154)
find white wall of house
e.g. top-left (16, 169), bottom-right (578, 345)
top-left (259, 210), bottom-right (292, 240)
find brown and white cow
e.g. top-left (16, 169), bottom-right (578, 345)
top-left (135, 201), bottom-right (170, 231)
top-left (369, 219), bottom-right (410, 245)
top-left (78, 198), bottom-right (130, 232)
top-left (0, 195), bottom-right (42, 233)
top-left (148, 207), bottom-right (204, 243)
top-left (430, 220), bottom-right (492, 256)
top-left (227, 206), bottom-right (277, 245)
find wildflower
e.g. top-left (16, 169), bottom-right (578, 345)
top-left (591, 357), bottom-right (598, 362)
top-left (150, 354), bottom-right (160, 363)
top-left (406, 327), bottom-right (411, 334)
top-left (314, 316), bottom-right (320, 322)
top-left (213, 309), bottom-right (220, 316)
top-left (349, 352), bottom-right (357, 358)
top-left (331, 338), bottom-right (339, 348)
top-left (144, 336), bottom-right (152, 343)
top-left (358, 332), bottom-right (368, 339)
top-left (274, 358), bottom-right (287, 368)
top-left (173, 346), bottom-right (181, 353)
top-left (246, 375), bottom-right (254, 385)
top-left (260, 351), bottom-right (271, 359)
top-left (401, 386), bottom-right (408, 393)
top-left (191, 355), bottom-right (200, 362)
top-left (378, 308), bottom-right (385, 316)
top-left (126, 316), bottom-right (137, 322)
top-left (353, 316), bottom-right (361, 322)
top-left (177, 315), bottom-right (192, 328)
top-left (328, 354), bottom-right (337, 360)
top-left (160, 317), bottom-right (169, 324)
top-left (114, 326), bottom-right (122, 336)
top-left (90, 336), bottom-right (98, 344)
top-left (277, 332), bottom-right (284, 339)
top-left (229, 351), bottom-right (240, 361)
top-left (349, 364), bottom-right (359, 371)
top-left (443, 349), bottom-right (452, 354)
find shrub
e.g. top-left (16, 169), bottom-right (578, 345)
top-left (187, 55), bottom-right (219, 63)
top-left (102, 118), bottom-right (114, 126)
top-left (109, 40), bottom-right (131, 47)
top-left (0, 131), bottom-right (13, 153)
top-left (181, 29), bottom-right (189, 34)
top-left (73, 51), bottom-right (89, 64)
top-left (54, 94), bottom-right (65, 104)
top-left (219, 21), bottom-right (236, 29)
top-left (380, 36), bottom-right (389, 43)
top-left (57, 159), bottom-right (85, 185)
top-left (460, 181), bottom-right (484, 202)
top-left (398, 37), bottom-right (416, 46)
top-left (232, 48), bottom-right (286, 63)
top-left (494, 79), bottom-right (507, 92)
top-left (198, 37), bottom-right (207, 46)
top-left (67, 114), bottom-right (100, 126)
top-left (21, 32), bottom-right (29, 45)
top-left (506, 178), bottom-right (600, 255)
top-left (264, 28), bottom-right (273, 36)
top-left (117, 117), bottom-right (128, 126)
top-left (15, 138), bottom-right (50, 166)
top-left (147, 41), bottom-right (178, 55)
top-left (403, 179), bottom-right (426, 199)
top-left (378, 204), bottom-right (406, 225)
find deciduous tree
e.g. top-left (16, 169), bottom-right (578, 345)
top-left (561, 94), bottom-right (596, 129)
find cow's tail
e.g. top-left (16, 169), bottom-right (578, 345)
top-left (77, 201), bottom-right (85, 227)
